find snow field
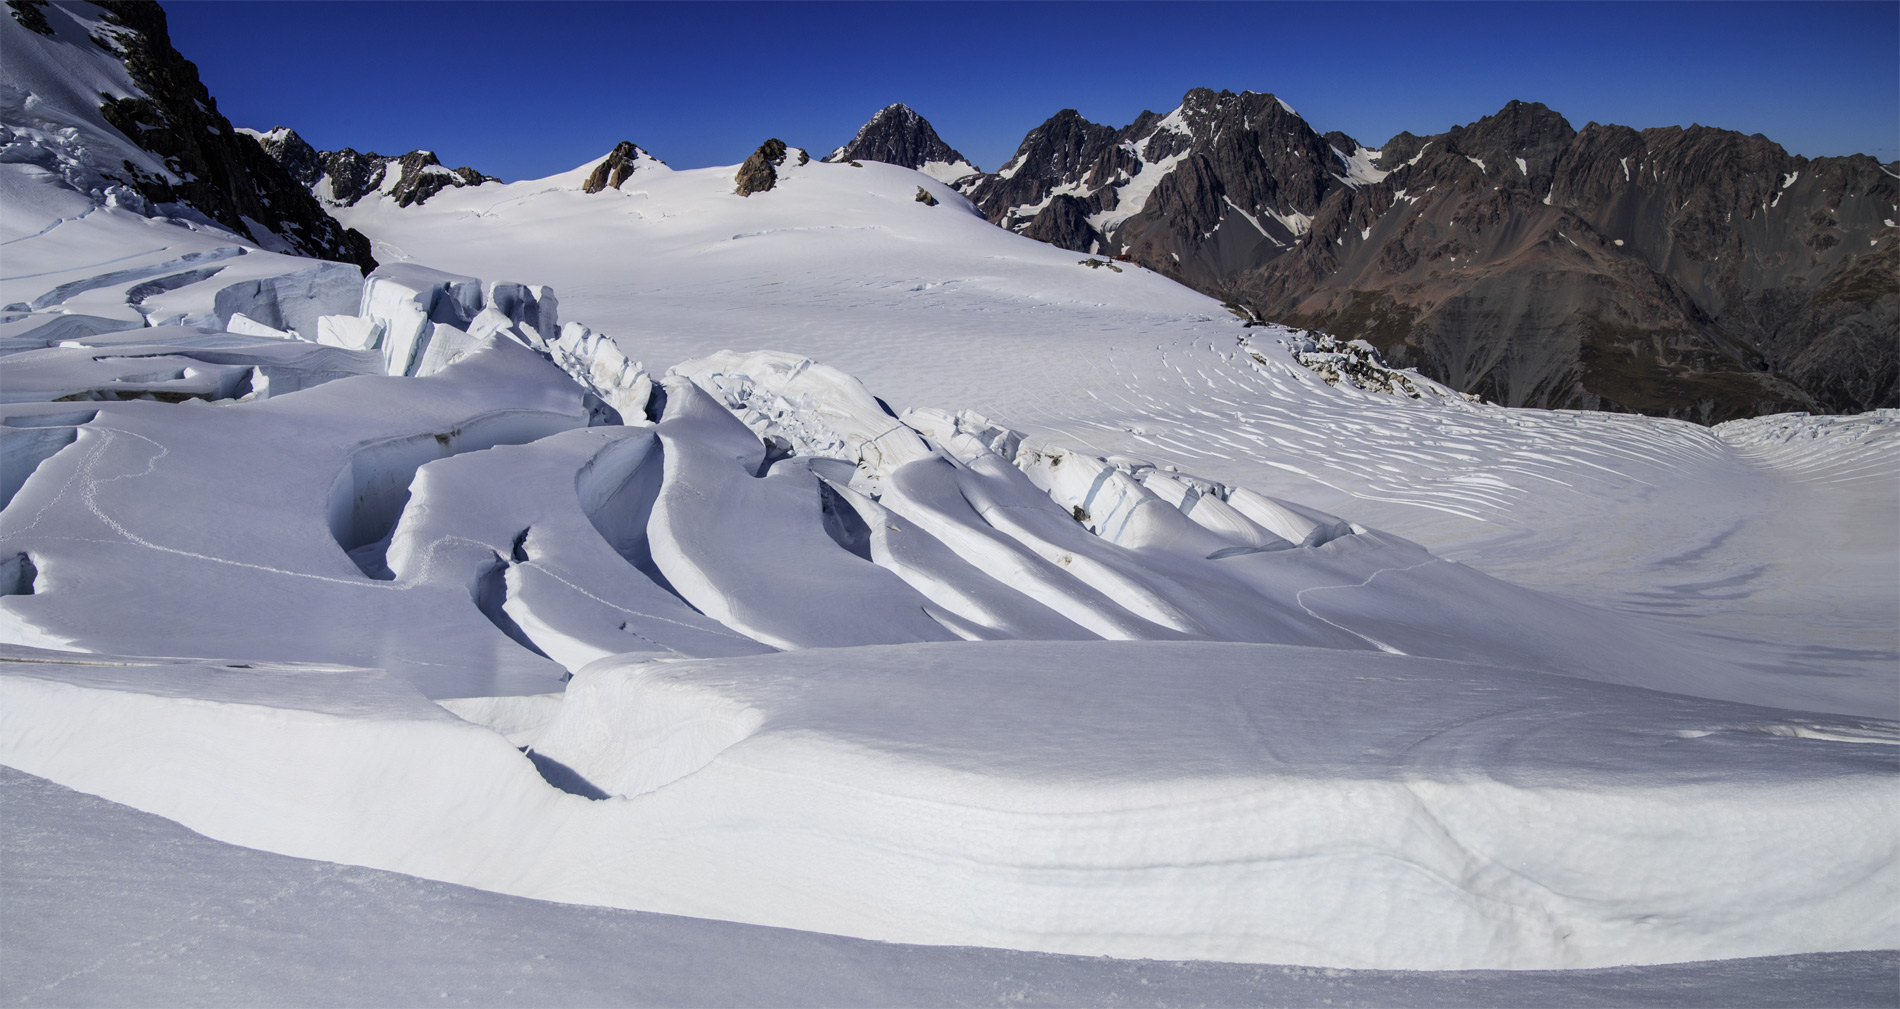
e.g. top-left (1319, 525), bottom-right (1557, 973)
top-left (1, 643), bottom-right (1892, 971)
top-left (13, 766), bottom-right (1895, 1008)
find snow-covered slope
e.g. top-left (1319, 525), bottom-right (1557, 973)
top-left (1, 10), bottom-right (1896, 988)
top-left (329, 147), bottom-right (1900, 715)
top-left (15, 767), bottom-right (1895, 1008)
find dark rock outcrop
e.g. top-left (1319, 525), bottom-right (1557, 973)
top-left (736, 138), bottom-right (789, 197)
top-left (583, 140), bottom-right (657, 193)
top-left (6, 0), bottom-right (53, 34)
top-left (83, 1), bottom-right (374, 270)
top-left (826, 103), bottom-right (974, 175)
top-left (1234, 102), bottom-right (1899, 420)
top-left (247, 126), bottom-right (322, 188)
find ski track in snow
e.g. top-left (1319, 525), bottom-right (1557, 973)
top-left (1293, 557), bottom-right (1448, 653)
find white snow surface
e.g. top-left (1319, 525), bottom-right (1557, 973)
top-left (12, 767), bottom-right (1895, 1008)
top-left (3, 643), bottom-right (1892, 972)
top-left (2, 24), bottom-right (1898, 987)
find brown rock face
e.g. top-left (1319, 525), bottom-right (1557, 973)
top-left (583, 141), bottom-right (645, 194)
top-left (735, 138), bottom-right (789, 197)
top-left (1235, 103), bottom-right (1899, 421)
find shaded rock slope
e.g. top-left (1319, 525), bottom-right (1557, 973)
top-left (44, 1), bottom-right (375, 270)
top-left (824, 103), bottom-right (978, 182)
top-left (958, 89), bottom-right (1898, 421)
top-left (1237, 102), bottom-right (1899, 420)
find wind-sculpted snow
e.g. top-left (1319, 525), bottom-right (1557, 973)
top-left (1, 643), bottom-right (1891, 972)
top-left (0, 336), bottom-right (598, 696)
top-left (385, 427), bottom-right (772, 668)
top-left (644, 377), bottom-right (958, 648)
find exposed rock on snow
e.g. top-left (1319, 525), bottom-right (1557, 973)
top-left (734, 137), bottom-right (789, 196)
top-left (1274, 330), bottom-right (1471, 400)
top-left (6, 0), bottom-right (54, 35)
top-left (581, 140), bottom-right (661, 193)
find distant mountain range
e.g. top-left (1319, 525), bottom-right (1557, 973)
top-left (37, 0), bottom-right (1895, 421)
top-left (935, 91), bottom-right (1897, 421)
top-left (241, 127), bottom-right (495, 209)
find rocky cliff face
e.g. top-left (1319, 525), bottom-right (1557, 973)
top-left (1235, 102), bottom-right (1899, 420)
top-left (248, 126), bottom-right (496, 209)
top-left (961, 90), bottom-right (1898, 420)
top-left (960, 90), bottom-right (1373, 284)
top-left (825, 103), bottom-right (978, 182)
top-left (77, 1), bottom-right (375, 270)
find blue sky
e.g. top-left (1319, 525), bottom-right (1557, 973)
top-left (166, 1), bottom-right (1898, 181)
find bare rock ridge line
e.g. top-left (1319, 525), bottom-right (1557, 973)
top-left (249, 126), bottom-right (496, 209)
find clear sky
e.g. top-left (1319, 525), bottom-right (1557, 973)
top-left (165, 1), bottom-right (1898, 182)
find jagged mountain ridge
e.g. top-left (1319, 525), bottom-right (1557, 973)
top-left (958, 90), bottom-right (1375, 283)
top-left (4, 0), bottom-right (375, 270)
top-left (244, 126), bottom-right (496, 208)
top-left (1236, 102), bottom-right (1899, 419)
top-left (948, 91), bottom-right (1897, 421)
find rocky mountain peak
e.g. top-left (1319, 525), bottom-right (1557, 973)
top-left (1441, 99), bottom-right (1576, 180)
top-left (253, 142), bottom-right (496, 209)
top-left (1235, 98), bottom-right (1897, 420)
top-left (960, 88), bottom-right (1365, 279)
top-left (246, 126), bottom-right (323, 188)
top-left (825, 103), bottom-right (974, 177)
top-left (996, 109), bottom-right (1117, 181)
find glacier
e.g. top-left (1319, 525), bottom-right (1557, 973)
top-left (0, 3), bottom-right (1895, 1003)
